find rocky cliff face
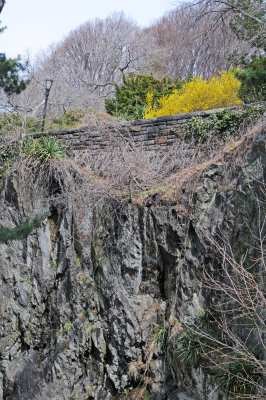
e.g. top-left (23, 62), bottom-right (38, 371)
top-left (0, 126), bottom-right (265, 400)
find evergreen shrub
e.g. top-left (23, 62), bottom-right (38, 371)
top-left (234, 55), bottom-right (266, 102)
top-left (0, 212), bottom-right (49, 242)
top-left (105, 73), bottom-right (184, 120)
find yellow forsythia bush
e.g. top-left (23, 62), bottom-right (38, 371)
top-left (144, 70), bottom-right (243, 118)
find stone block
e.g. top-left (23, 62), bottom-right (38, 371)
top-left (130, 125), bottom-right (142, 132)
top-left (155, 136), bottom-right (167, 144)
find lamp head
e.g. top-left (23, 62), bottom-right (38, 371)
top-left (45, 78), bottom-right (54, 90)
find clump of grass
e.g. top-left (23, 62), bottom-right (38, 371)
top-left (20, 277), bottom-right (33, 285)
top-left (64, 321), bottom-right (71, 332)
top-left (22, 137), bottom-right (65, 163)
top-left (154, 323), bottom-right (167, 351)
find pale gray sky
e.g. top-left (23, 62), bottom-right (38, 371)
top-left (0, 0), bottom-right (174, 59)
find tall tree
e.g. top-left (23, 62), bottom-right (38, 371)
top-left (146, 2), bottom-right (250, 79)
top-left (185, 1), bottom-right (266, 102)
top-left (15, 13), bottom-right (155, 115)
top-left (188, 0), bottom-right (265, 50)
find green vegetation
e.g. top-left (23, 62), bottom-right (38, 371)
top-left (175, 311), bottom-right (262, 398)
top-left (154, 324), bottom-right (167, 351)
top-left (175, 328), bottom-right (203, 364)
top-left (229, 0), bottom-right (266, 51)
top-left (0, 113), bottom-right (42, 135)
top-left (181, 104), bottom-right (266, 142)
top-left (0, 137), bottom-right (66, 179)
top-left (175, 312), bottom-right (212, 365)
top-left (0, 212), bottom-right (49, 243)
top-left (19, 277), bottom-right (33, 285)
top-left (234, 55), bottom-right (266, 102)
top-left (216, 358), bottom-right (261, 397)
top-left (0, 47), bottom-right (27, 96)
top-left (87, 322), bottom-right (94, 331)
top-left (0, 11), bottom-right (26, 95)
top-left (228, 1), bottom-right (265, 101)
top-left (0, 109), bottom-right (93, 136)
top-left (65, 321), bottom-right (72, 332)
top-left (22, 137), bottom-right (65, 162)
top-left (0, 22), bottom-right (26, 95)
top-left (0, 143), bottom-right (19, 177)
top-left (105, 73), bottom-right (184, 120)
top-left (51, 261), bottom-right (57, 270)
top-left (48, 109), bottom-right (85, 130)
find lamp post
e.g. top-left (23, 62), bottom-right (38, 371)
top-left (41, 78), bottom-right (53, 134)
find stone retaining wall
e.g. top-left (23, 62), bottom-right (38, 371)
top-left (1, 103), bottom-right (264, 154)
top-left (31, 105), bottom-right (250, 153)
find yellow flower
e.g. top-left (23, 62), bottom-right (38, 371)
top-left (144, 70), bottom-right (242, 119)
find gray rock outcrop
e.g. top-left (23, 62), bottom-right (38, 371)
top-left (0, 126), bottom-right (265, 400)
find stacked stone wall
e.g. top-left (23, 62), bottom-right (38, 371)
top-left (1, 103), bottom-right (264, 154)
top-left (31, 106), bottom-right (247, 152)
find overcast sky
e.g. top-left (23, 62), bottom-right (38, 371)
top-left (0, 0), bottom-right (174, 59)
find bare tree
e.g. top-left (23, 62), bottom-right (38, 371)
top-left (146, 2), bottom-right (253, 79)
top-left (171, 189), bottom-right (266, 399)
top-left (182, 0), bottom-right (266, 50)
top-left (190, 0), bottom-right (265, 28)
top-left (14, 12), bottom-right (155, 116)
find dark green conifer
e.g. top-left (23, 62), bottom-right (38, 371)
top-left (235, 55), bottom-right (266, 102)
top-left (0, 212), bottom-right (49, 242)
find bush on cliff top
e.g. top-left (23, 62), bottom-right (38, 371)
top-left (0, 137), bottom-right (66, 179)
top-left (144, 70), bottom-right (243, 118)
top-left (105, 73), bottom-right (184, 120)
top-left (0, 109), bottom-right (100, 135)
